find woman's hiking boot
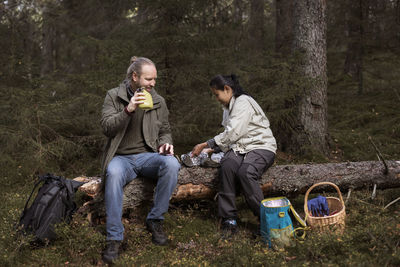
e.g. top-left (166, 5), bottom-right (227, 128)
top-left (221, 218), bottom-right (238, 239)
top-left (146, 219), bottom-right (168, 245)
top-left (102, 240), bottom-right (121, 264)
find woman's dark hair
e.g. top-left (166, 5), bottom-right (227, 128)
top-left (209, 74), bottom-right (248, 97)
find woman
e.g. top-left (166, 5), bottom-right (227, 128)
top-left (191, 74), bottom-right (276, 237)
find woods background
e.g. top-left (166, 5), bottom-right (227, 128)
top-left (1, 0), bottom-right (400, 266)
top-left (1, 0), bottom-right (399, 180)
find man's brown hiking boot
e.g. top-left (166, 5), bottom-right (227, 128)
top-left (146, 219), bottom-right (168, 245)
top-left (102, 240), bottom-right (121, 264)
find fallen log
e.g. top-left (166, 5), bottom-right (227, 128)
top-left (75, 160), bottom-right (400, 221)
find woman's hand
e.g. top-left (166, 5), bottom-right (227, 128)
top-left (191, 142), bottom-right (208, 157)
top-left (202, 148), bottom-right (214, 154)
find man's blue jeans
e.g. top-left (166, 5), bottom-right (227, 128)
top-left (105, 152), bottom-right (180, 241)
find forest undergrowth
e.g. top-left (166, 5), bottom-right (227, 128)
top-left (0, 51), bottom-right (399, 266)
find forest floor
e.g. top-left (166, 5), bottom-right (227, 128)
top-left (0, 52), bottom-right (399, 266)
top-left (1, 187), bottom-right (399, 266)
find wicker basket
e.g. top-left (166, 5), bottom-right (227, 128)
top-left (304, 182), bottom-right (346, 234)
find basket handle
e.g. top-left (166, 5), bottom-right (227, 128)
top-left (304, 182), bottom-right (344, 215)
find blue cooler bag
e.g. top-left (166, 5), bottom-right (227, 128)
top-left (260, 197), bottom-right (306, 248)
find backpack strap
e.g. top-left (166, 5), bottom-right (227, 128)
top-left (59, 177), bottom-right (84, 218)
top-left (20, 176), bottom-right (46, 215)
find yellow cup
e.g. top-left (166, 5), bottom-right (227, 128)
top-left (137, 88), bottom-right (153, 110)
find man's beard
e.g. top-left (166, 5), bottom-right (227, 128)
top-left (132, 80), bottom-right (152, 92)
top-left (131, 80), bottom-right (140, 90)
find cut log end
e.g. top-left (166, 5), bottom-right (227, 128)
top-left (173, 183), bottom-right (215, 201)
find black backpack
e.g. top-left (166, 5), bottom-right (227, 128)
top-left (18, 173), bottom-right (84, 243)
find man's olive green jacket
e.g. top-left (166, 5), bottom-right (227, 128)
top-left (100, 82), bottom-right (172, 180)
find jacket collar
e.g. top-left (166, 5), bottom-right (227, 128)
top-left (117, 82), bottom-right (130, 103)
top-left (226, 95), bottom-right (237, 113)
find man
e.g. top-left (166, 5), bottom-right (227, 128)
top-left (100, 56), bottom-right (180, 264)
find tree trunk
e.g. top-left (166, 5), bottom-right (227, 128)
top-left (233, 0), bottom-right (244, 25)
top-left (40, 5), bottom-right (55, 76)
top-left (76, 160), bottom-right (400, 221)
top-left (275, 0), bottom-right (293, 54)
top-left (159, 2), bottom-right (181, 110)
top-left (248, 0), bottom-right (265, 52)
top-left (136, 0), bottom-right (149, 24)
top-left (367, 0), bottom-right (387, 48)
top-left (344, 0), bottom-right (364, 95)
top-left (21, 11), bottom-right (34, 82)
top-left (291, 0), bottom-right (329, 156)
top-left (397, 0), bottom-right (400, 46)
top-left (6, 0), bottom-right (18, 78)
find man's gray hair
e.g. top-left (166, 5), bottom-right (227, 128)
top-left (126, 56), bottom-right (155, 80)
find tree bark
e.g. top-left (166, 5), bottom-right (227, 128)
top-left (76, 160), bottom-right (400, 221)
top-left (291, 0), bottom-right (329, 156)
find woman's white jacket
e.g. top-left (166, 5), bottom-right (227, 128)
top-left (214, 94), bottom-right (277, 154)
